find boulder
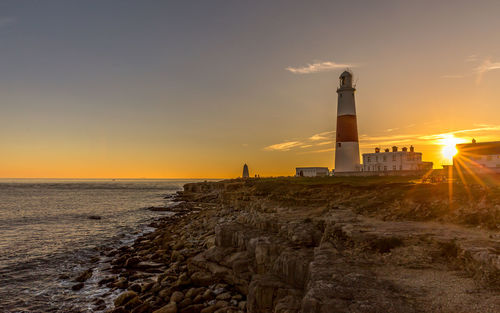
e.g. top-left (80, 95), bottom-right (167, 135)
top-left (114, 291), bottom-right (138, 307)
top-left (200, 305), bottom-right (218, 313)
top-left (216, 292), bottom-right (231, 300)
top-left (131, 302), bottom-right (153, 313)
top-left (191, 271), bottom-right (213, 286)
top-left (170, 291), bottom-right (184, 303)
top-left (179, 304), bottom-right (205, 313)
top-left (74, 268), bottom-right (93, 282)
top-left (153, 302), bottom-right (177, 313)
top-left (124, 296), bottom-right (142, 311)
top-left (125, 256), bottom-right (142, 268)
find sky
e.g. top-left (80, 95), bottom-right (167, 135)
top-left (1, 0), bottom-right (500, 178)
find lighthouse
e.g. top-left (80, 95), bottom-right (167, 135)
top-left (334, 70), bottom-right (360, 173)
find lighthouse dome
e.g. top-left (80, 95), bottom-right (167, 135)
top-left (339, 70), bottom-right (353, 88)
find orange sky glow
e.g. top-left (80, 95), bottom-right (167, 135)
top-left (1, 1), bottom-right (499, 178)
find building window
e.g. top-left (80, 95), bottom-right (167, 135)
top-left (384, 166), bottom-right (387, 171)
top-left (338, 143), bottom-right (341, 147)
top-left (367, 157), bottom-right (371, 163)
top-left (392, 165), bottom-right (396, 170)
top-left (377, 166), bottom-right (381, 171)
top-left (487, 155), bottom-right (492, 161)
top-left (399, 165), bottom-right (402, 170)
top-left (383, 156), bottom-right (387, 162)
top-left (376, 156), bottom-right (378, 162)
top-left (392, 154), bottom-right (396, 161)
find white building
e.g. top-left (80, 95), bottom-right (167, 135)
top-left (454, 140), bottom-right (500, 174)
top-left (362, 146), bottom-right (433, 172)
top-left (296, 167), bottom-right (330, 177)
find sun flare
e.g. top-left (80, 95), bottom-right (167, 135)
top-left (439, 135), bottom-right (465, 162)
top-left (442, 144), bottom-right (458, 160)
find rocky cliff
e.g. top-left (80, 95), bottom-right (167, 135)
top-left (106, 178), bottom-right (499, 313)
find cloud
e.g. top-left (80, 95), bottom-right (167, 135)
top-left (0, 17), bottom-right (16, 28)
top-left (299, 147), bottom-right (335, 154)
top-left (264, 124), bottom-right (500, 154)
top-left (309, 131), bottom-right (335, 141)
top-left (285, 61), bottom-right (353, 74)
top-left (475, 59), bottom-right (500, 73)
top-left (264, 130), bottom-right (335, 152)
top-left (474, 59), bottom-right (500, 83)
top-left (264, 141), bottom-right (302, 151)
top-left (360, 124), bottom-right (500, 147)
top-left (316, 141), bottom-right (333, 146)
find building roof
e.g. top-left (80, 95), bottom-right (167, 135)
top-left (456, 141), bottom-right (500, 155)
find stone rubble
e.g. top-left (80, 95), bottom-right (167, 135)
top-left (79, 179), bottom-right (499, 313)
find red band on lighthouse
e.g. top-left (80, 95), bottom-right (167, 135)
top-left (336, 115), bottom-right (359, 142)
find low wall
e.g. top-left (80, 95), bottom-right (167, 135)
top-left (334, 170), bottom-right (429, 177)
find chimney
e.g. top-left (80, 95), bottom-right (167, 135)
top-left (384, 148), bottom-right (390, 152)
top-left (410, 145), bottom-right (414, 152)
top-left (402, 147), bottom-right (408, 152)
top-left (375, 147), bottom-right (380, 153)
top-left (392, 146), bottom-right (398, 152)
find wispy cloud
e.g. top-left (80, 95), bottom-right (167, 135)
top-left (475, 59), bottom-right (500, 79)
top-left (264, 141), bottom-right (302, 151)
top-left (264, 124), bottom-right (500, 153)
top-left (316, 140), bottom-right (333, 146)
top-left (264, 130), bottom-right (335, 152)
top-left (285, 61), bottom-right (353, 74)
top-left (299, 147), bottom-right (335, 154)
top-left (309, 131), bottom-right (335, 141)
top-left (0, 17), bottom-right (16, 28)
top-left (442, 55), bottom-right (500, 82)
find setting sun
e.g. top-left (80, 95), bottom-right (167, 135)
top-left (439, 135), bottom-right (465, 162)
top-left (442, 144), bottom-right (458, 160)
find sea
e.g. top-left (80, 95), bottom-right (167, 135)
top-left (0, 179), bottom-right (201, 313)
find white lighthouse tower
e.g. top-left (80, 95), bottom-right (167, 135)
top-left (334, 70), bottom-right (360, 173)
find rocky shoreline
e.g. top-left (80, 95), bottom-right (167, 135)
top-left (74, 178), bottom-right (499, 313)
